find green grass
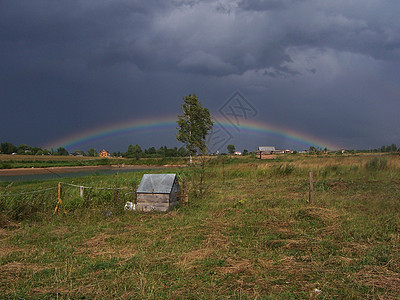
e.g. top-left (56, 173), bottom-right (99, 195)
top-left (0, 154), bottom-right (400, 298)
top-left (0, 154), bottom-right (189, 169)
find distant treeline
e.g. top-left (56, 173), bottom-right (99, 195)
top-left (308, 144), bottom-right (399, 154)
top-left (347, 144), bottom-right (399, 153)
top-left (375, 144), bottom-right (398, 153)
top-left (0, 142), bottom-right (190, 158)
top-left (1, 141), bottom-right (399, 158)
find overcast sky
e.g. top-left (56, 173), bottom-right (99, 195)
top-left (1, 0), bottom-right (400, 152)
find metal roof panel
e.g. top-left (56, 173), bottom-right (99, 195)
top-left (258, 146), bottom-right (276, 152)
top-left (137, 174), bottom-right (177, 194)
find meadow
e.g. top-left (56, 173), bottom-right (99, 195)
top-left (0, 154), bottom-right (399, 298)
top-left (0, 154), bottom-right (187, 169)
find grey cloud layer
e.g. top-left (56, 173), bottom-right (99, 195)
top-left (1, 0), bottom-right (399, 150)
top-left (89, 0), bottom-right (400, 75)
top-left (2, 0), bottom-right (398, 76)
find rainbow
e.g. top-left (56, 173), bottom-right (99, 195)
top-left (44, 116), bottom-right (339, 150)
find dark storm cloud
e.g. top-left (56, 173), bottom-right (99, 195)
top-left (1, 0), bottom-right (400, 151)
top-left (86, 0), bottom-right (400, 77)
top-left (2, 0), bottom-right (399, 75)
top-left (238, 0), bottom-right (289, 11)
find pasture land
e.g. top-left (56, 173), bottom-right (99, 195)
top-left (1, 154), bottom-right (399, 298)
top-left (0, 154), bottom-right (187, 169)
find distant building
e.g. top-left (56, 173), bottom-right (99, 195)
top-left (99, 149), bottom-right (110, 158)
top-left (71, 151), bottom-right (84, 157)
top-left (257, 146), bottom-right (275, 159)
top-left (272, 149), bottom-right (292, 154)
top-left (258, 146), bottom-right (276, 153)
top-left (234, 151), bottom-right (242, 155)
top-left (256, 146), bottom-right (292, 159)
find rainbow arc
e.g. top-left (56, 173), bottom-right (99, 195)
top-left (44, 116), bottom-right (338, 150)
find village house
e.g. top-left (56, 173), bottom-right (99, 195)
top-left (99, 149), bottom-right (110, 158)
top-left (71, 152), bottom-right (84, 157)
top-left (256, 146), bottom-right (292, 159)
top-left (272, 149), bottom-right (292, 154)
top-left (256, 146), bottom-right (276, 159)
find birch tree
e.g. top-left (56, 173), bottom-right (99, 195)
top-left (176, 94), bottom-right (213, 164)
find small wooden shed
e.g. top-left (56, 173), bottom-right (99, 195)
top-left (136, 174), bottom-right (179, 212)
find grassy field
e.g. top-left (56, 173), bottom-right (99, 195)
top-left (1, 154), bottom-right (399, 298)
top-left (0, 154), bottom-right (187, 169)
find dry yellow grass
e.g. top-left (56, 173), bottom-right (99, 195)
top-left (256, 153), bottom-right (400, 171)
top-left (1, 154), bottom-right (400, 298)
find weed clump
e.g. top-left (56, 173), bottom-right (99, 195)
top-left (0, 161), bottom-right (12, 169)
top-left (366, 157), bottom-right (388, 171)
top-left (273, 163), bottom-right (295, 176)
top-left (0, 191), bottom-right (55, 221)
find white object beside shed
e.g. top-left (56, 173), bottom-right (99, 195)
top-left (136, 174), bottom-right (179, 212)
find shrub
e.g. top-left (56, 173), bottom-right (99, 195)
top-left (1, 191), bottom-right (56, 221)
top-left (0, 162), bottom-right (12, 169)
top-left (366, 157), bottom-right (388, 171)
top-left (273, 164), bottom-right (295, 176)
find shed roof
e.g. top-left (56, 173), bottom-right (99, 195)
top-left (258, 146), bottom-right (276, 152)
top-left (137, 174), bottom-right (177, 194)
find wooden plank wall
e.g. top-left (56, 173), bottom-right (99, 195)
top-left (136, 193), bottom-right (178, 212)
top-left (260, 154), bottom-right (276, 159)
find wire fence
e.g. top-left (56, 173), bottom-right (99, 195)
top-left (0, 175), bottom-right (188, 221)
top-left (0, 186), bottom-right (58, 197)
top-left (60, 182), bottom-right (132, 191)
top-left (0, 182), bottom-right (134, 197)
top-left (0, 181), bottom-right (138, 221)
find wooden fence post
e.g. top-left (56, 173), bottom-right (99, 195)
top-left (54, 182), bottom-right (65, 214)
top-left (309, 171), bottom-right (314, 204)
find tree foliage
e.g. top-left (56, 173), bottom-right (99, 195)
top-left (56, 147), bottom-right (69, 156)
top-left (384, 144), bottom-right (398, 152)
top-left (176, 94), bottom-right (213, 155)
top-left (87, 148), bottom-right (98, 157)
top-left (17, 144), bottom-right (31, 155)
top-left (125, 144), bottom-right (143, 159)
top-left (227, 144), bottom-right (235, 155)
top-left (145, 147), bottom-right (156, 155)
top-left (308, 146), bottom-right (317, 154)
top-left (0, 142), bottom-right (17, 154)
